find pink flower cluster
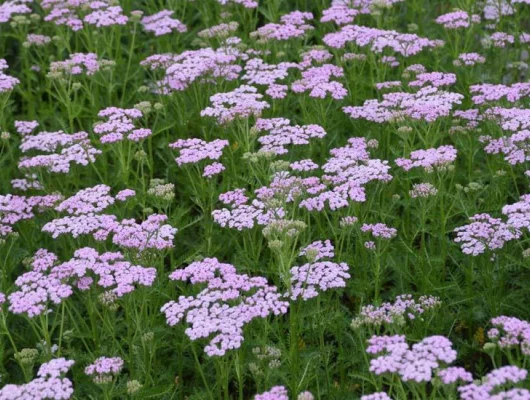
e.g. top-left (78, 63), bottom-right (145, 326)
top-left (141, 10), bottom-right (186, 36)
top-left (141, 47), bottom-right (242, 94)
top-left (26, 34), bottom-right (52, 47)
top-left (250, 11), bottom-right (313, 42)
top-left (289, 240), bottom-right (350, 301)
top-left (8, 247), bottom-right (156, 317)
top-left (321, 4), bottom-right (359, 25)
top-left (299, 138), bottom-right (392, 211)
top-left (323, 25), bottom-right (443, 57)
top-left (361, 223), bottom-right (397, 239)
top-left (481, 130), bottom-right (530, 165)
top-left (410, 183), bottom-right (438, 198)
top-left (85, 357), bottom-right (124, 384)
top-left (49, 53), bottom-right (104, 76)
top-left (93, 107), bottom-right (151, 143)
top-left (42, 0), bottom-right (127, 31)
top-left (18, 130), bottom-right (101, 174)
top-left (0, 59), bottom-right (20, 92)
top-left (408, 72), bottom-right (457, 88)
top-left (470, 83), bottom-right (530, 105)
top-left (458, 366), bottom-right (529, 399)
top-left (395, 145), bottom-right (457, 172)
top-left (0, 0), bottom-right (31, 24)
top-left (291, 64), bottom-right (348, 100)
top-left (454, 213), bottom-right (519, 256)
top-left (254, 118), bottom-right (326, 155)
top-left (42, 185), bottom-right (176, 252)
top-left (0, 193), bottom-right (62, 237)
top-left (344, 87), bottom-right (463, 123)
top-left (254, 386), bottom-right (289, 400)
top-left (0, 358), bottom-right (75, 400)
top-left (15, 120), bottom-right (39, 135)
top-left (488, 316), bottom-right (530, 355)
top-left (161, 258), bottom-right (288, 356)
top-left (201, 85), bottom-right (270, 124)
top-left (351, 294), bottom-right (441, 328)
top-left (435, 10), bottom-right (480, 29)
top-left (454, 53), bottom-right (486, 66)
top-left (367, 335), bottom-right (457, 382)
top-left (170, 138), bottom-right (228, 178)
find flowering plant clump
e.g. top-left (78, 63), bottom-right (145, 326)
top-left (3, 0), bottom-right (530, 398)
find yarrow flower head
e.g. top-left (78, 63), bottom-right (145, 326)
top-left (250, 11), bottom-right (313, 42)
top-left (435, 10), bottom-right (481, 29)
top-left (141, 10), bottom-right (186, 36)
top-left (201, 85), bottom-right (270, 124)
top-left (141, 47), bottom-right (242, 94)
top-left (395, 145), bottom-right (457, 172)
top-left (161, 258), bottom-right (288, 356)
top-left (93, 107), bottom-right (151, 144)
top-left (0, 358), bottom-right (75, 399)
top-left (351, 294), bottom-right (441, 328)
top-left (409, 183), bottom-right (438, 198)
top-left (253, 118), bottom-right (327, 155)
top-left (170, 138), bottom-right (229, 176)
top-left (85, 357), bottom-right (124, 384)
top-left (0, 59), bottom-right (20, 92)
top-left (8, 247), bottom-right (156, 317)
top-left (289, 240), bottom-right (350, 300)
top-left (254, 386), bottom-right (289, 400)
top-left (18, 130), bottom-right (101, 174)
top-left (367, 334), bottom-right (457, 382)
top-left (49, 53), bottom-right (110, 77)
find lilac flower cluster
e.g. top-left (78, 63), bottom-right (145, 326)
top-left (0, 193), bottom-right (62, 237)
top-left (26, 34), bottom-right (52, 47)
top-left (250, 11), bottom-right (313, 42)
top-left (361, 223), bottom-right (397, 239)
top-left (15, 120), bottom-right (39, 135)
top-left (291, 64), bottom-right (348, 100)
top-left (93, 107), bottom-right (151, 143)
top-left (299, 138), bottom-right (392, 211)
top-left (323, 25), bottom-right (443, 57)
top-left (321, 4), bottom-right (359, 25)
top-left (454, 53), bottom-right (486, 67)
top-left (254, 118), bottom-right (326, 155)
top-left (42, 0), bottom-right (127, 31)
top-left (395, 145), bottom-right (457, 172)
top-left (18, 130), bottom-right (101, 174)
top-left (141, 47), bottom-right (242, 94)
top-left (254, 386), bottom-right (289, 400)
top-left (161, 258), bottom-right (288, 356)
top-left (435, 10), bottom-right (481, 29)
top-left (344, 87), bottom-right (464, 123)
top-left (351, 294), bottom-right (441, 328)
top-left (42, 185), bottom-right (176, 252)
top-left (409, 183), bottom-right (438, 198)
top-left (49, 53), bottom-right (104, 77)
top-left (458, 366), bottom-right (529, 399)
top-left (0, 0), bottom-right (31, 24)
top-left (470, 83), bottom-right (530, 104)
top-left (0, 358), bottom-right (75, 400)
top-left (141, 10), bottom-right (186, 36)
top-left (201, 85), bottom-right (270, 124)
top-left (85, 357), bottom-right (124, 384)
top-left (367, 334), bottom-right (457, 382)
top-left (488, 316), bottom-right (530, 355)
top-left (408, 72), bottom-right (457, 88)
top-left (8, 247), bottom-right (156, 317)
top-left (170, 138), bottom-right (228, 177)
top-left (288, 240), bottom-right (350, 300)
top-left (454, 213), bottom-right (519, 256)
top-left (0, 59), bottom-right (20, 92)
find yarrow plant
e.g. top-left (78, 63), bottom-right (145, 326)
top-left (3, 0), bottom-right (530, 398)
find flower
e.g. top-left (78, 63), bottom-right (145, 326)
top-left (161, 258), bottom-right (288, 356)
